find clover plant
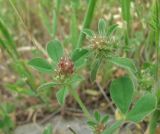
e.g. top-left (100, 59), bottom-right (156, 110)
top-left (29, 19), bottom-right (157, 134)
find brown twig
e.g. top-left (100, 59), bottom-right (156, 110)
top-left (96, 81), bottom-right (115, 113)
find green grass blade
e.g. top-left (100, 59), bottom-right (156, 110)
top-left (70, 2), bottom-right (79, 47)
top-left (76, 0), bottom-right (97, 48)
top-left (39, 5), bottom-right (52, 36)
top-left (120, 0), bottom-right (131, 23)
top-left (0, 18), bottom-right (19, 57)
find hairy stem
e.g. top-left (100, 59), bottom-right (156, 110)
top-left (76, 0), bottom-right (97, 48)
top-left (70, 88), bottom-right (92, 119)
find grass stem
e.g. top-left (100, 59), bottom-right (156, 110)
top-left (76, 0), bottom-right (97, 48)
top-left (149, 0), bottom-right (160, 133)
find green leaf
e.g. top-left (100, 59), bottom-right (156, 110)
top-left (120, 0), bottom-right (131, 23)
top-left (98, 18), bottom-right (106, 36)
top-left (91, 58), bottom-right (102, 81)
top-left (101, 114), bottom-right (109, 123)
top-left (0, 18), bottom-right (16, 48)
top-left (28, 58), bottom-right (53, 73)
top-left (94, 111), bottom-right (101, 122)
top-left (87, 120), bottom-right (96, 128)
top-left (71, 48), bottom-right (89, 62)
top-left (109, 56), bottom-right (137, 73)
top-left (71, 74), bottom-right (83, 88)
top-left (102, 120), bottom-right (123, 134)
top-left (71, 74), bottom-right (83, 82)
top-left (43, 124), bottom-right (53, 134)
top-left (126, 93), bottom-right (157, 123)
top-left (37, 82), bottom-right (60, 91)
top-left (74, 57), bottom-right (87, 68)
top-left (39, 5), bottom-right (52, 35)
top-left (106, 24), bottom-right (119, 36)
top-left (52, 10), bottom-right (57, 37)
top-left (0, 116), bottom-right (14, 129)
top-left (82, 29), bottom-right (95, 38)
top-left (0, 103), bottom-right (14, 113)
top-left (0, 38), bottom-right (6, 48)
top-left (70, 5), bottom-right (78, 46)
top-left (71, 0), bottom-right (80, 9)
top-left (0, 18), bottom-right (19, 58)
top-left (150, 1), bottom-right (160, 32)
top-left (47, 40), bottom-right (63, 63)
top-left (110, 76), bottom-right (134, 114)
top-left (6, 84), bottom-right (36, 96)
top-left (0, 38), bottom-right (14, 59)
top-left (56, 88), bottom-right (68, 105)
top-left (55, 0), bottom-right (62, 12)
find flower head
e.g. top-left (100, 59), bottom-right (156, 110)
top-left (58, 57), bottom-right (74, 76)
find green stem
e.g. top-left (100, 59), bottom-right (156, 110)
top-left (70, 88), bottom-right (92, 119)
top-left (149, 109), bottom-right (159, 134)
top-left (76, 0), bottom-right (97, 48)
top-left (125, 29), bottom-right (129, 46)
top-left (149, 0), bottom-right (160, 133)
